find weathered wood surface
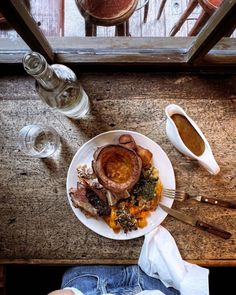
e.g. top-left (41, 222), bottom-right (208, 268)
top-left (1, 37), bottom-right (236, 68)
top-left (0, 72), bottom-right (236, 266)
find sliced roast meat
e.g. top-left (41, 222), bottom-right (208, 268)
top-left (69, 185), bottom-right (98, 217)
top-left (83, 180), bottom-right (111, 216)
top-left (86, 187), bottom-right (111, 216)
top-left (69, 181), bottom-right (111, 217)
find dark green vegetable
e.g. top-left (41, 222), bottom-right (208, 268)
top-left (86, 187), bottom-right (111, 216)
top-left (132, 171), bottom-right (158, 201)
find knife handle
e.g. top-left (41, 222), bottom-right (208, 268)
top-left (200, 196), bottom-right (236, 209)
top-left (196, 220), bottom-right (232, 239)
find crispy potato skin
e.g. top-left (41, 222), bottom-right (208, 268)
top-left (136, 145), bottom-right (153, 167)
top-left (119, 134), bottom-right (137, 150)
top-left (119, 135), bottom-right (153, 167)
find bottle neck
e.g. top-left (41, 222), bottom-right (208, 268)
top-left (35, 65), bottom-right (60, 90)
top-left (23, 52), bottom-right (60, 90)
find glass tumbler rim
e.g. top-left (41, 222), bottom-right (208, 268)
top-left (17, 123), bottom-right (60, 158)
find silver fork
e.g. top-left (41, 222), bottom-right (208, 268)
top-left (162, 188), bottom-right (188, 202)
top-left (162, 188), bottom-right (236, 209)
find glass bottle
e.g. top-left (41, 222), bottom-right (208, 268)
top-left (22, 51), bottom-right (89, 119)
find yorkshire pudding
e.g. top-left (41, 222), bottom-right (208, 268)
top-left (92, 144), bottom-right (142, 193)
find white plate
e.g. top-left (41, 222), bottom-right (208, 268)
top-left (66, 130), bottom-right (175, 240)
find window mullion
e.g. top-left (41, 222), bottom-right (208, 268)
top-left (186, 0), bottom-right (236, 64)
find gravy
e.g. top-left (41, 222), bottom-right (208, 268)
top-left (171, 114), bottom-right (205, 156)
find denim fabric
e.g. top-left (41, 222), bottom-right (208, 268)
top-left (61, 265), bottom-right (180, 295)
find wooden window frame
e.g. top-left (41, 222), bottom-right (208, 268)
top-left (0, 0), bottom-right (235, 70)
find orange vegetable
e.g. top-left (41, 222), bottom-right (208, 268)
top-left (104, 166), bottom-right (163, 233)
top-left (138, 218), bottom-right (148, 228)
top-left (129, 206), bottom-right (140, 215)
top-left (136, 210), bottom-right (150, 219)
top-left (155, 179), bottom-right (163, 203)
top-left (106, 207), bottom-right (121, 232)
top-left (109, 220), bottom-right (121, 231)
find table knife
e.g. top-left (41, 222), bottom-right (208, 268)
top-left (188, 194), bottom-right (236, 209)
top-left (159, 203), bottom-right (232, 239)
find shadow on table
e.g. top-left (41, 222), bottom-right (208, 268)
top-left (41, 137), bottom-right (75, 173)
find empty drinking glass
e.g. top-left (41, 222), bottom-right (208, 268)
top-left (18, 124), bottom-right (61, 158)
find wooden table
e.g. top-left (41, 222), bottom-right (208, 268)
top-left (0, 72), bottom-right (235, 267)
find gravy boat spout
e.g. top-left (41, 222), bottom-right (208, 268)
top-left (197, 150), bottom-right (220, 175)
top-left (165, 104), bottom-right (220, 175)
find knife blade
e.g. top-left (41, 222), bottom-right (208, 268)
top-left (159, 203), bottom-right (232, 239)
top-left (188, 194), bottom-right (236, 209)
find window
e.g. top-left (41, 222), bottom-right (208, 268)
top-left (0, 0), bottom-right (235, 70)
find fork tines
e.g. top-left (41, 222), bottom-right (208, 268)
top-left (162, 188), bottom-right (186, 202)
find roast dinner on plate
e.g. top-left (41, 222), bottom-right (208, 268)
top-left (69, 134), bottom-right (163, 234)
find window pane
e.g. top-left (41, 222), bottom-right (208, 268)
top-left (0, 0), bottom-right (235, 66)
top-left (0, 11), bottom-right (19, 39)
top-left (0, 0), bottom-right (63, 39)
top-left (64, 0), bottom-right (235, 38)
top-left (29, 0), bottom-right (64, 37)
top-left (1, 1), bottom-right (234, 39)
top-left (0, 11), bottom-right (30, 53)
top-left (65, 0), bottom-right (189, 37)
top-left (64, 0), bottom-right (197, 37)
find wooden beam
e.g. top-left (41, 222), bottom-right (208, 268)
top-left (0, 37), bottom-right (236, 69)
top-left (186, 0), bottom-right (236, 64)
top-left (0, 258), bottom-right (236, 267)
top-left (0, 37), bottom-right (194, 66)
top-left (0, 0), bottom-right (54, 62)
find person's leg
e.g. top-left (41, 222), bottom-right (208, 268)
top-left (61, 265), bottom-right (103, 295)
top-left (61, 265), bottom-right (180, 295)
top-left (61, 265), bottom-right (142, 295)
top-left (104, 265), bottom-right (142, 295)
top-left (138, 267), bottom-right (180, 295)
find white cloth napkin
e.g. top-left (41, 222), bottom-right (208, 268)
top-left (138, 226), bottom-right (209, 295)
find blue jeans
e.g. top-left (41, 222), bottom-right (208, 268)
top-left (61, 265), bottom-right (180, 295)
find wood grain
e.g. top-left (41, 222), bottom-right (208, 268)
top-left (0, 73), bottom-right (235, 266)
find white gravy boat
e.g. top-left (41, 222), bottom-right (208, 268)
top-left (165, 104), bottom-right (220, 175)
